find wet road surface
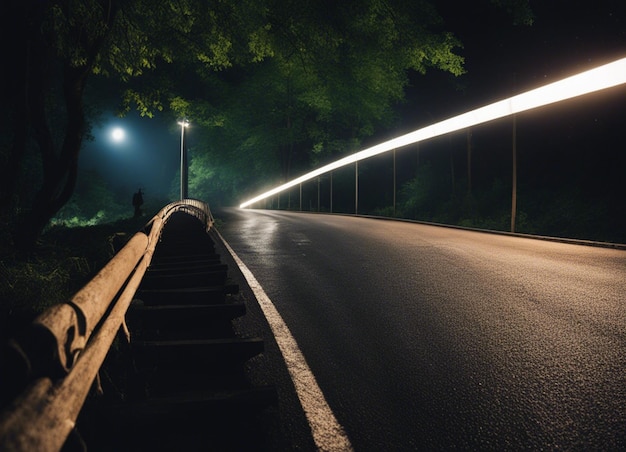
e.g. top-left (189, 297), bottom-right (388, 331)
top-left (215, 208), bottom-right (626, 450)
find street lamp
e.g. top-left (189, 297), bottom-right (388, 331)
top-left (178, 119), bottom-right (189, 200)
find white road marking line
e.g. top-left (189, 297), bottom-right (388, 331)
top-left (216, 229), bottom-right (354, 452)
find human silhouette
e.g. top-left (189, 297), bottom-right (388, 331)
top-left (132, 188), bottom-right (144, 217)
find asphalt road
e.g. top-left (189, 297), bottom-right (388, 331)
top-left (215, 208), bottom-right (626, 451)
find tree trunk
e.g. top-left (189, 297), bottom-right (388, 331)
top-left (0, 1), bottom-right (38, 215)
top-left (11, 1), bottom-right (116, 251)
top-left (10, 1), bottom-right (118, 251)
top-left (15, 64), bottom-right (87, 251)
top-left (0, 111), bottom-right (28, 215)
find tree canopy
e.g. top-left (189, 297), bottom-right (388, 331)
top-left (1, 0), bottom-right (531, 249)
top-left (135, 0), bottom-right (469, 203)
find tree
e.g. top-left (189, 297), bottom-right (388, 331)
top-left (1, 0), bottom-right (270, 250)
top-left (53, 169), bottom-right (126, 226)
top-left (2, 1), bottom-right (115, 250)
top-left (167, 0), bottom-right (468, 196)
top-left (1, 0), bottom-right (531, 250)
top-left (2, 1), bottom-right (139, 250)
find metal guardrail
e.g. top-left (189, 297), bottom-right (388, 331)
top-left (0, 199), bottom-right (214, 451)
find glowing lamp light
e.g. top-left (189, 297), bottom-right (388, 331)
top-left (111, 127), bottom-right (125, 142)
top-left (240, 56), bottom-right (626, 209)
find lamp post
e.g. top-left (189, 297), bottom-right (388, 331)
top-left (178, 119), bottom-right (189, 200)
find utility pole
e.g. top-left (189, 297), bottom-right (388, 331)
top-left (317, 177), bottom-right (320, 212)
top-left (393, 149), bottom-right (397, 216)
top-left (511, 114), bottom-right (517, 232)
top-left (178, 119), bottom-right (189, 200)
top-left (330, 171), bottom-right (333, 213)
top-left (467, 128), bottom-right (472, 195)
top-left (355, 161), bottom-right (359, 215)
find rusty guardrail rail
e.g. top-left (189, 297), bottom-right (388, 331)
top-left (0, 199), bottom-right (214, 451)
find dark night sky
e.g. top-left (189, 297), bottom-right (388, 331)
top-left (396, 0), bottom-right (626, 192)
top-left (414, 1), bottom-right (626, 118)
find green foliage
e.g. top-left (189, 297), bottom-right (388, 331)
top-left (52, 169), bottom-right (128, 227)
top-left (0, 215), bottom-right (148, 342)
top-left (0, 258), bottom-right (78, 339)
top-left (275, 0), bottom-right (466, 139)
top-left (3, 0), bottom-right (533, 249)
top-left (371, 205), bottom-right (398, 218)
top-left (392, 157), bottom-right (624, 244)
top-left (397, 163), bottom-right (444, 219)
top-left (51, 167), bottom-right (171, 227)
top-left (121, 0), bottom-right (470, 198)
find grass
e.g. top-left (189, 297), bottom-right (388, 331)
top-left (0, 214), bottom-right (151, 343)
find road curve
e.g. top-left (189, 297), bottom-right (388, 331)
top-left (215, 208), bottom-right (626, 450)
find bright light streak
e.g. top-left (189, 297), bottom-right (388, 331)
top-left (111, 127), bottom-right (125, 142)
top-left (240, 57), bottom-right (626, 209)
